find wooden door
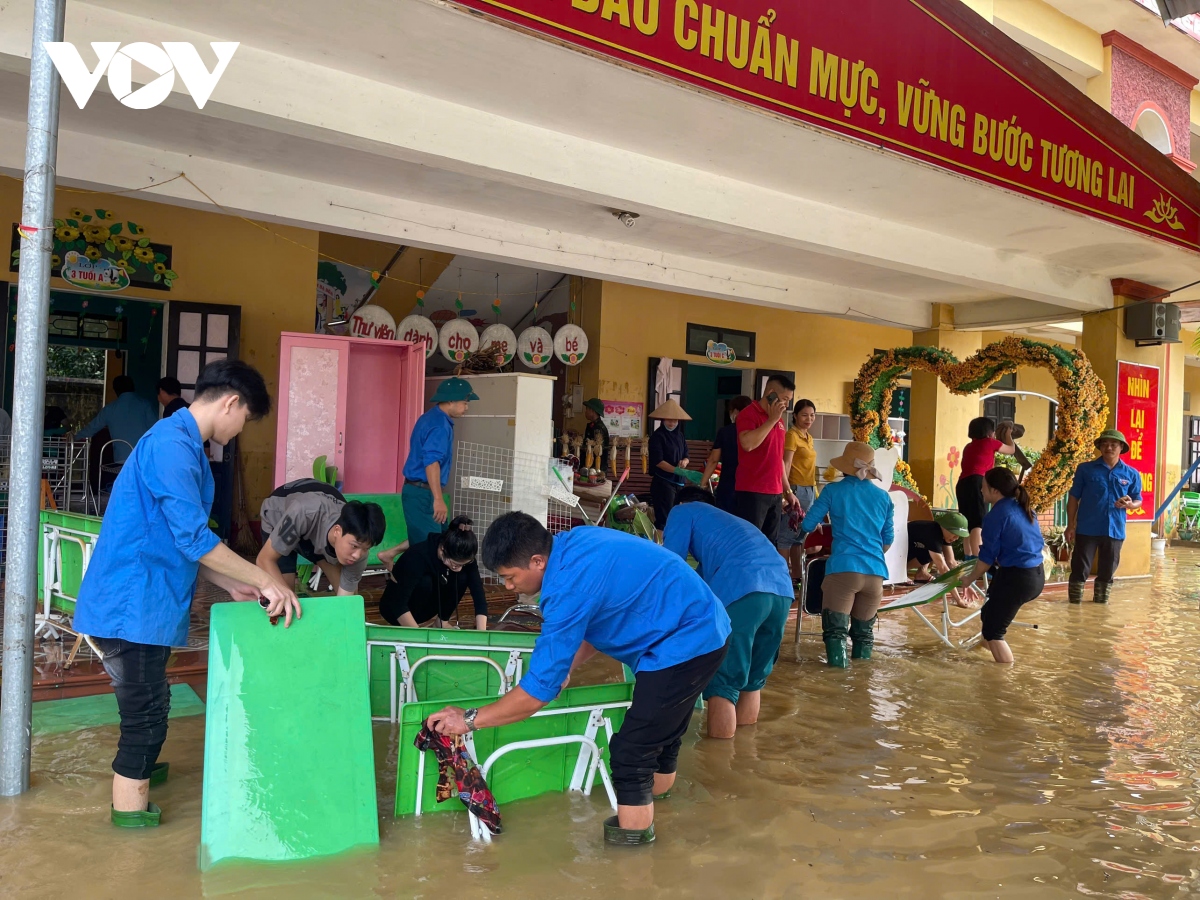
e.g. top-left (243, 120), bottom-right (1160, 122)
top-left (275, 333), bottom-right (350, 487)
top-left (166, 301), bottom-right (240, 535)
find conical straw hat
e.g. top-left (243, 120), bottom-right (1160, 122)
top-left (649, 398), bottom-right (692, 421)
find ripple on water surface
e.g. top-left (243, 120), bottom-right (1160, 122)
top-left (3, 553), bottom-right (1200, 898)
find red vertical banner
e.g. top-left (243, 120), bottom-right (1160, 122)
top-left (1116, 361), bottom-right (1159, 522)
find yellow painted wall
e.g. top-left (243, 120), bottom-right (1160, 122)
top-left (595, 282), bottom-right (912, 420)
top-left (1087, 45), bottom-right (1113, 112)
top-left (993, 0), bottom-right (1104, 74)
top-left (0, 177), bottom-right (317, 515)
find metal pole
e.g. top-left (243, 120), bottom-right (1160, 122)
top-left (0, 0), bottom-right (65, 797)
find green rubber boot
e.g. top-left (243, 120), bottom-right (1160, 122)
top-left (653, 790), bottom-right (671, 800)
top-left (1068, 581), bottom-right (1084, 604)
top-left (149, 762), bottom-right (169, 787)
top-left (821, 610), bottom-right (850, 668)
top-left (111, 803), bottom-right (162, 828)
top-left (604, 815), bottom-right (656, 845)
top-left (1094, 581), bottom-right (1111, 604)
top-left (849, 615), bottom-right (877, 660)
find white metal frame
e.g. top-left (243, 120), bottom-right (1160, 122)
top-left (365, 639), bottom-right (526, 723)
top-left (35, 521), bottom-right (95, 639)
top-left (412, 702), bottom-right (628, 843)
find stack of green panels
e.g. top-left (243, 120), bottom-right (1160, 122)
top-left (200, 596), bottom-right (378, 871)
top-left (365, 625), bottom-right (539, 719)
top-left (394, 681), bottom-right (634, 817)
top-left (37, 509), bottom-right (103, 615)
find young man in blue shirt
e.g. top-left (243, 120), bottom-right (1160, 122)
top-left (402, 377), bottom-right (478, 545)
top-left (73, 361), bottom-right (299, 828)
top-left (663, 487), bottom-right (793, 739)
top-left (74, 374), bottom-right (157, 463)
top-left (1066, 429), bottom-right (1142, 605)
top-left (427, 513), bottom-right (730, 846)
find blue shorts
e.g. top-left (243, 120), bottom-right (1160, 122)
top-left (402, 482), bottom-right (447, 546)
top-left (703, 592), bottom-right (792, 705)
top-left (776, 485), bottom-right (816, 549)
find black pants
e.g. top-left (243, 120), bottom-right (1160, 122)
top-left (981, 565), bottom-right (1044, 641)
top-left (735, 491), bottom-right (781, 541)
top-left (609, 643), bottom-right (727, 807)
top-left (1070, 533), bottom-right (1124, 585)
top-left (955, 475), bottom-right (987, 531)
top-left (93, 637), bottom-right (173, 780)
top-left (650, 478), bottom-right (680, 530)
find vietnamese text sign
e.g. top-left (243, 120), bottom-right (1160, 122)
top-left (1117, 361), bottom-right (1159, 522)
top-left (450, 0), bottom-right (1199, 250)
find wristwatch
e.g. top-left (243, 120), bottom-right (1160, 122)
top-left (463, 707), bottom-right (479, 732)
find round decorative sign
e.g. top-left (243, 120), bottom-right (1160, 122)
top-left (397, 314), bottom-right (438, 359)
top-left (478, 323), bottom-right (517, 365)
top-left (553, 324), bottom-right (589, 366)
top-left (439, 318), bottom-right (478, 363)
top-left (705, 340), bottom-right (736, 366)
top-left (518, 326), bottom-right (553, 368)
top-left (347, 304), bottom-right (396, 341)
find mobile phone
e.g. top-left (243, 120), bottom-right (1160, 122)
top-left (767, 391), bottom-right (779, 404)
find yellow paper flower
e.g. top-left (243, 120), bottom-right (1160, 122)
top-left (133, 246), bottom-right (154, 264)
top-left (115, 259), bottom-right (132, 273)
top-left (50, 254), bottom-right (60, 268)
top-left (153, 262), bottom-right (166, 274)
top-left (112, 236), bottom-right (135, 252)
top-left (82, 224), bottom-right (110, 244)
top-left (69, 208), bottom-right (85, 219)
top-left (55, 226), bottom-right (79, 242)
top-left (84, 246), bottom-right (101, 260)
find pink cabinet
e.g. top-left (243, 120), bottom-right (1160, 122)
top-left (274, 332), bottom-right (425, 493)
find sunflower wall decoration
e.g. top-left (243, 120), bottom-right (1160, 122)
top-left (10, 207), bottom-right (177, 291)
top-left (850, 336), bottom-right (1108, 511)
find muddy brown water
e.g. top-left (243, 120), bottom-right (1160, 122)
top-left (4, 553), bottom-right (1200, 898)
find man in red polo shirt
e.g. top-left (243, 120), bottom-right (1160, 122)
top-left (735, 375), bottom-right (798, 539)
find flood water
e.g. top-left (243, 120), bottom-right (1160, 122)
top-left (4, 552), bottom-right (1200, 899)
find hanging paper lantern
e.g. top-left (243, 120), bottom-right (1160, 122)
top-left (553, 324), bottom-right (589, 366)
top-left (348, 304), bottom-right (397, 341)
top-left (439, 318), bottom-right (478, 363)
top-left (479, 323), bottom-right (517, 365)
top-left (398, 314), bottom-right (438, 359)
top-left (517, 326), bottom-right (553, 368)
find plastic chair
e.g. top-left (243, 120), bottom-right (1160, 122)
top-left (1180, 491), bottom-right (1200, 532)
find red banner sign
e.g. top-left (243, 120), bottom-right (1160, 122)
top-left (1117, 361), bottom-right (1159, 522)
top-left (452, 0), bottom-right (1200, 250)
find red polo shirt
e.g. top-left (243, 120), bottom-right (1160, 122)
top-left (735, 401), bottom-right (786, 494)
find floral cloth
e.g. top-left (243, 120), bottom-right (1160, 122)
top-left (414, 725), bottom-right (502, 835)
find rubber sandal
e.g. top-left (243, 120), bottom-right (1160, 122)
top-left (604, 815), bottom-right (655, 845)
top-left (111, 802), bottom-right (162, 828)
top-left (149, 762), bottom-right (169, 787)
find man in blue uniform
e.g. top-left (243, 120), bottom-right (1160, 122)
top-left (663, 487), bottom-right (793, 739)
top-left (1066, 429), bottom-right (1142, 605)
top-left (427, 513), bottom-right (730, 846)
top-left (73, 360), bottom-right (299, 828)
top-left (402, 377), bottom-right (478, 545)
top-left (75, 374), bottom-right (157, 463)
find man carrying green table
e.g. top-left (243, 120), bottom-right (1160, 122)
top-left (73, 361), bottom-right (300, 828)
top-left (428, 513), bottom-right (730, 846)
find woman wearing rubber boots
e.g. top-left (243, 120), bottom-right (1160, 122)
top-left (797, 441), bottom-right (894, 667)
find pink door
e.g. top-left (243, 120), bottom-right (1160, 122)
top-left (275, 334), bottom-right (350, 487)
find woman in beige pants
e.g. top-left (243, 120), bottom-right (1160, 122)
top-left (797, 442), bottom-right (895, 667)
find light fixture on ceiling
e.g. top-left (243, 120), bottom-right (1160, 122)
top-left (613, 210), bottom-right (640, 228)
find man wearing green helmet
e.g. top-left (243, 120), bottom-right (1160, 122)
top-left (583, 397), bottom-right (610, 466)
top-left (1066, 429), bottom-right (1141, 605)
top-left (907, 510), bottom-right (968, 583)
top-left (402, 377), bottom-right (479, 546)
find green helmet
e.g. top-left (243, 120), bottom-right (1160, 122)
top-left (933, 510), bottom-right (969, 538)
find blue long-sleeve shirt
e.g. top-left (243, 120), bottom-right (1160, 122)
top-left (978, 497), bottom-right (1045, 569)
top-left (663, 502), bottom-right (793, 606)
top-left (799, 477), bottom-right (894, 578)
top-left (402, 405), bottom-right (454, 485)
top-left (76, 392), bottom-right (158, 462)
top-left (1069, 457), bottom-right (1143, 540)
top-left (519, 528), bottom-right (730, 703)
top-left (73, 410), bottom-right (220, 647)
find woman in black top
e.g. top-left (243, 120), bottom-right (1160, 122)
top-left (701, 395), bottom-right (751, 514)
top-left (380, 516), bottom-right (489, 630)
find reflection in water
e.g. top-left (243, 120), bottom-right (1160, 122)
top-left (4, 552), bottom-right (1200, 897)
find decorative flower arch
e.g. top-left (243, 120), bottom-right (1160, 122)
top-left (850, 337), bottom-right (1108, 510)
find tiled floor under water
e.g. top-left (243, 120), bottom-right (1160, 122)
top-left (2, 553), bottom-right (1199, 898)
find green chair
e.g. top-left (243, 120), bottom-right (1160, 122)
top-left (1180, 491), bottom-right (1200, 533)
top-left (312, 455), bottom-right (338, 487)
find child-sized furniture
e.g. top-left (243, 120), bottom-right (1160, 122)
top-left (275, 332), bottom-right (425, 493)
